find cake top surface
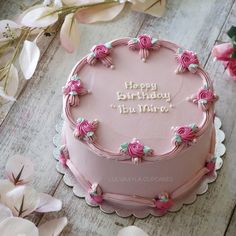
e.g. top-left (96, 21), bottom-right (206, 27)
top-left (64, 35), bottom-right (217, 161)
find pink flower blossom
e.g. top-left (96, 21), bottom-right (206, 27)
top-left (174, 125), bottom-right (198, 146)
top-left (206, 161), bottom-right (215, 172)
top-left (127, 140), bottom-right (144, 158)
top-left (92, 44), bottom-right (109, 59)
top-left (63, 77), bottom-right (87, 95)
top-left (177, 50), bottom-right (199, 69)
top-left (197, 88), bottom-right (215, 102)
top-left (88, 183), bottom-right (103, 204)
top-left (155, 193), bottom-right (173, 212)
top-left (212, 43), bottom-right (234, 61)
top-left (227, 60), bottom-right (236, 80)
top-left (138, 34), bottom-right (152, 49)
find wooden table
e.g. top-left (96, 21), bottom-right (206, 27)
top-left (1, 1), bottom-right (236, 235)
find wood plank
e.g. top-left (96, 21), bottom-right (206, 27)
top-left (0, 4), bottom-right (145, 229)
top-left (225, 205), bottom-right (236, 236)
top-left (133, 0), bottom-right (236, 236)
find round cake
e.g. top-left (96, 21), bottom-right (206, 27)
top-left (60, 34), bottom-right (218, 215)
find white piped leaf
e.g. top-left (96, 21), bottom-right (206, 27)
top-left (19, 40), bottom-right (40, 80)
top-left (0, 217), bottom-right (38, 236)
top-left (5, 155), bottom-right (34, 185)
top-left (36, 193), bottom-right (62, 213)
top-left (38, 217), bottom-right (68, 236)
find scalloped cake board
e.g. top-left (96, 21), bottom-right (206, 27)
top-left (52, 115), bottom-right (225, 218)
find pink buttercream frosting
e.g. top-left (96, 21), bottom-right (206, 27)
top-left (192, 87), bottom-right (218, 111)
top-left (175, 48), bottom-right (199, 73)
top-left (74, 118), bottom-right (98, 141)
top-left (174, 124), bottom-right (198, 146)
top-left (138, 34), bottom-right (152, 49)
top-left (155, 193), bottom-right (173, 212)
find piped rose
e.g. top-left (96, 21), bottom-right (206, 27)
top-left (175, 48), bottom-right (199, 73)
top-left (63, 74), bottom-right (88, 107)
top-left (174, 124), bottom-right (198, 146)
top-left (88, 183), bottom-right (103, 204)
top-left (155, 192), bottom-right (173, 213)
top-left (128, 34), bottom-right (160, 62)
top-left (87, 42), bottom-right (114, 69)
top-left (205, 157), bottom-right (216, 172)
top-left (191, 86), bottom-right (218, 111)
top-left (74, 117), bottom-right (98, 142)
top-left (120, 138), bottom-right (153, 163)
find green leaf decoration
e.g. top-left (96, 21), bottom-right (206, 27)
top-left (177, 48), bottom-right (183, 54)
top-left (105, 42), bottom-right (112, 49)
top-left (175, 135), bottom-right (182, 143)
top-left (143, 146), bottom-right (151, 154)
top-left (87, 131), bottom-right (94, 137)
top-left (69, 91), bottom-right (77, 96)
top-left (71, 74), bottom-right (80, 81)
top-left (120, 143), bottom-right (128, 152)
top-left (151, 38), bottom-right (158, 45)
top-left (190, 123), bottom-right (198, 131)
top-left (77, 117), bottom-right (84, 123)
top-left (132, 38), bottom-right (139, 43)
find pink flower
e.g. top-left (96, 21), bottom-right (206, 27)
top-left (197, 88), bottom-right (215, 102)
top-left (174, 125), bottom-right (198, 146)
top-left (92, 44), bottom-right (109, 59)
top-left (63, 79), bottom-right (86, 95)
top-left (138, 34), bottom-right (152, 49)
top-left (88, 183), bottom-right (103, 204)
top-left (227, 60), bottom-right (236, 80)
top-left (74, 118), bottom-right (98, 141)
top-left (212, 43), bottom-right (235, 61)
top-left (206, 161), bottom-right (215, 172)
top-left (127, 140), bottom-right (144, 158)
top-left (155, 193), bottom-right (173, 212)
top-left (177, 50), bottom-right (199, 69)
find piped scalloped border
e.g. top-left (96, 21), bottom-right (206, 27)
top-left (53, 115), bottom-right (225, 218)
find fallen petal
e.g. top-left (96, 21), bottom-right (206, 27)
top-left (60, 13), bottom-right (80, 53)
top-left (38, 217), bottom-right (68, 236)
top-left (117, 226), bottom-right (149, 236)
top-left (21, 6), bottom-right (59, 28)
top-left (0, 179), bottom-right (14, 201)
top-left (19, 40), bottom-right (40, 80)
top-left (36, 193), bottom-right (62, 213)
top-left (0, 204), bottom-right (12, 224)
top-left (2, 185), bottom-right (39, 217)
top-left (0, 217), bottom-right (38, 236)
top-left (75, 2), bottom-right (125, 23)
top-left (5, 155), bottom-right (34, 185)
top-left (0, 87), bottom-right (16, 101)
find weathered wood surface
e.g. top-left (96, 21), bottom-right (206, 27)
top-left (1, 0), bottom-right (236, 235)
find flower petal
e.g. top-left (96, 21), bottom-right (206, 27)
top-left (117, 226), bottom-right (149, 236)
top-left (38, 217), bottom-right (67, 236)
top-left (21, 6), bottom-right (59, 28)
top-left (19, 40), bottom-right (40, 80)
top-left (35, 193), bottom-right (62, 213)
top-left (131, 0), bottom-right (166, 17)
top-left (75, 3), bottom-right (125, 23)
top-left (0, 64), bottom-right (19, 101)
top-left (5, 155), bottom-right (34, 185)
top-left (60, 13), bottom-right (80, 53)
top-left (62, 0), bottom-right (104, 6)
top-left (0, 179), bottom-right (14, 202)
top-left (211, 43), bottom-right (233, 61)
top-left (0, 20), bottom-right (21, 45)
top-left (0, 217), bottom-right (38, 236)
top-left (2, 185), bottom-right (39, 217)
top-left (0, 204), bottom-right (12, 223)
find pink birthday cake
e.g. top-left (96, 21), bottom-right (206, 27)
top-left (60, 35), bottom-right (218, 215)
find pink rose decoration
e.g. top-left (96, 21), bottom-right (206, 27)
top-left (63, 75), bottom-right (88, 107)
top-left (88, 183), bottom-right (103, 204)
top-left (59, 145), bottom-right (69, 166)
top-left (87, 43), bottom-right (114, 68)
top-left (128, 34), bottom-right (160, 61)
top-left (191, 87), bottom-right (218, 111)
top-left (175, 48), bottom-right (199, 73)
top-left (92, 44), bottom-right (109, 59)
top-left (138, 34), bottom-right (152, 49)
top-left (174, 124), bottom-right (198, 146)
top-left (120, 139), bottom-right (153, 163)
top-left (74, 118), bottom-right (98, 141)
top-left (206, 161), bottom-right (216, 172)
top-left (155, 193), bottom-right (173, 213)
top-left (127, 140), bottom-right (144, 158)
